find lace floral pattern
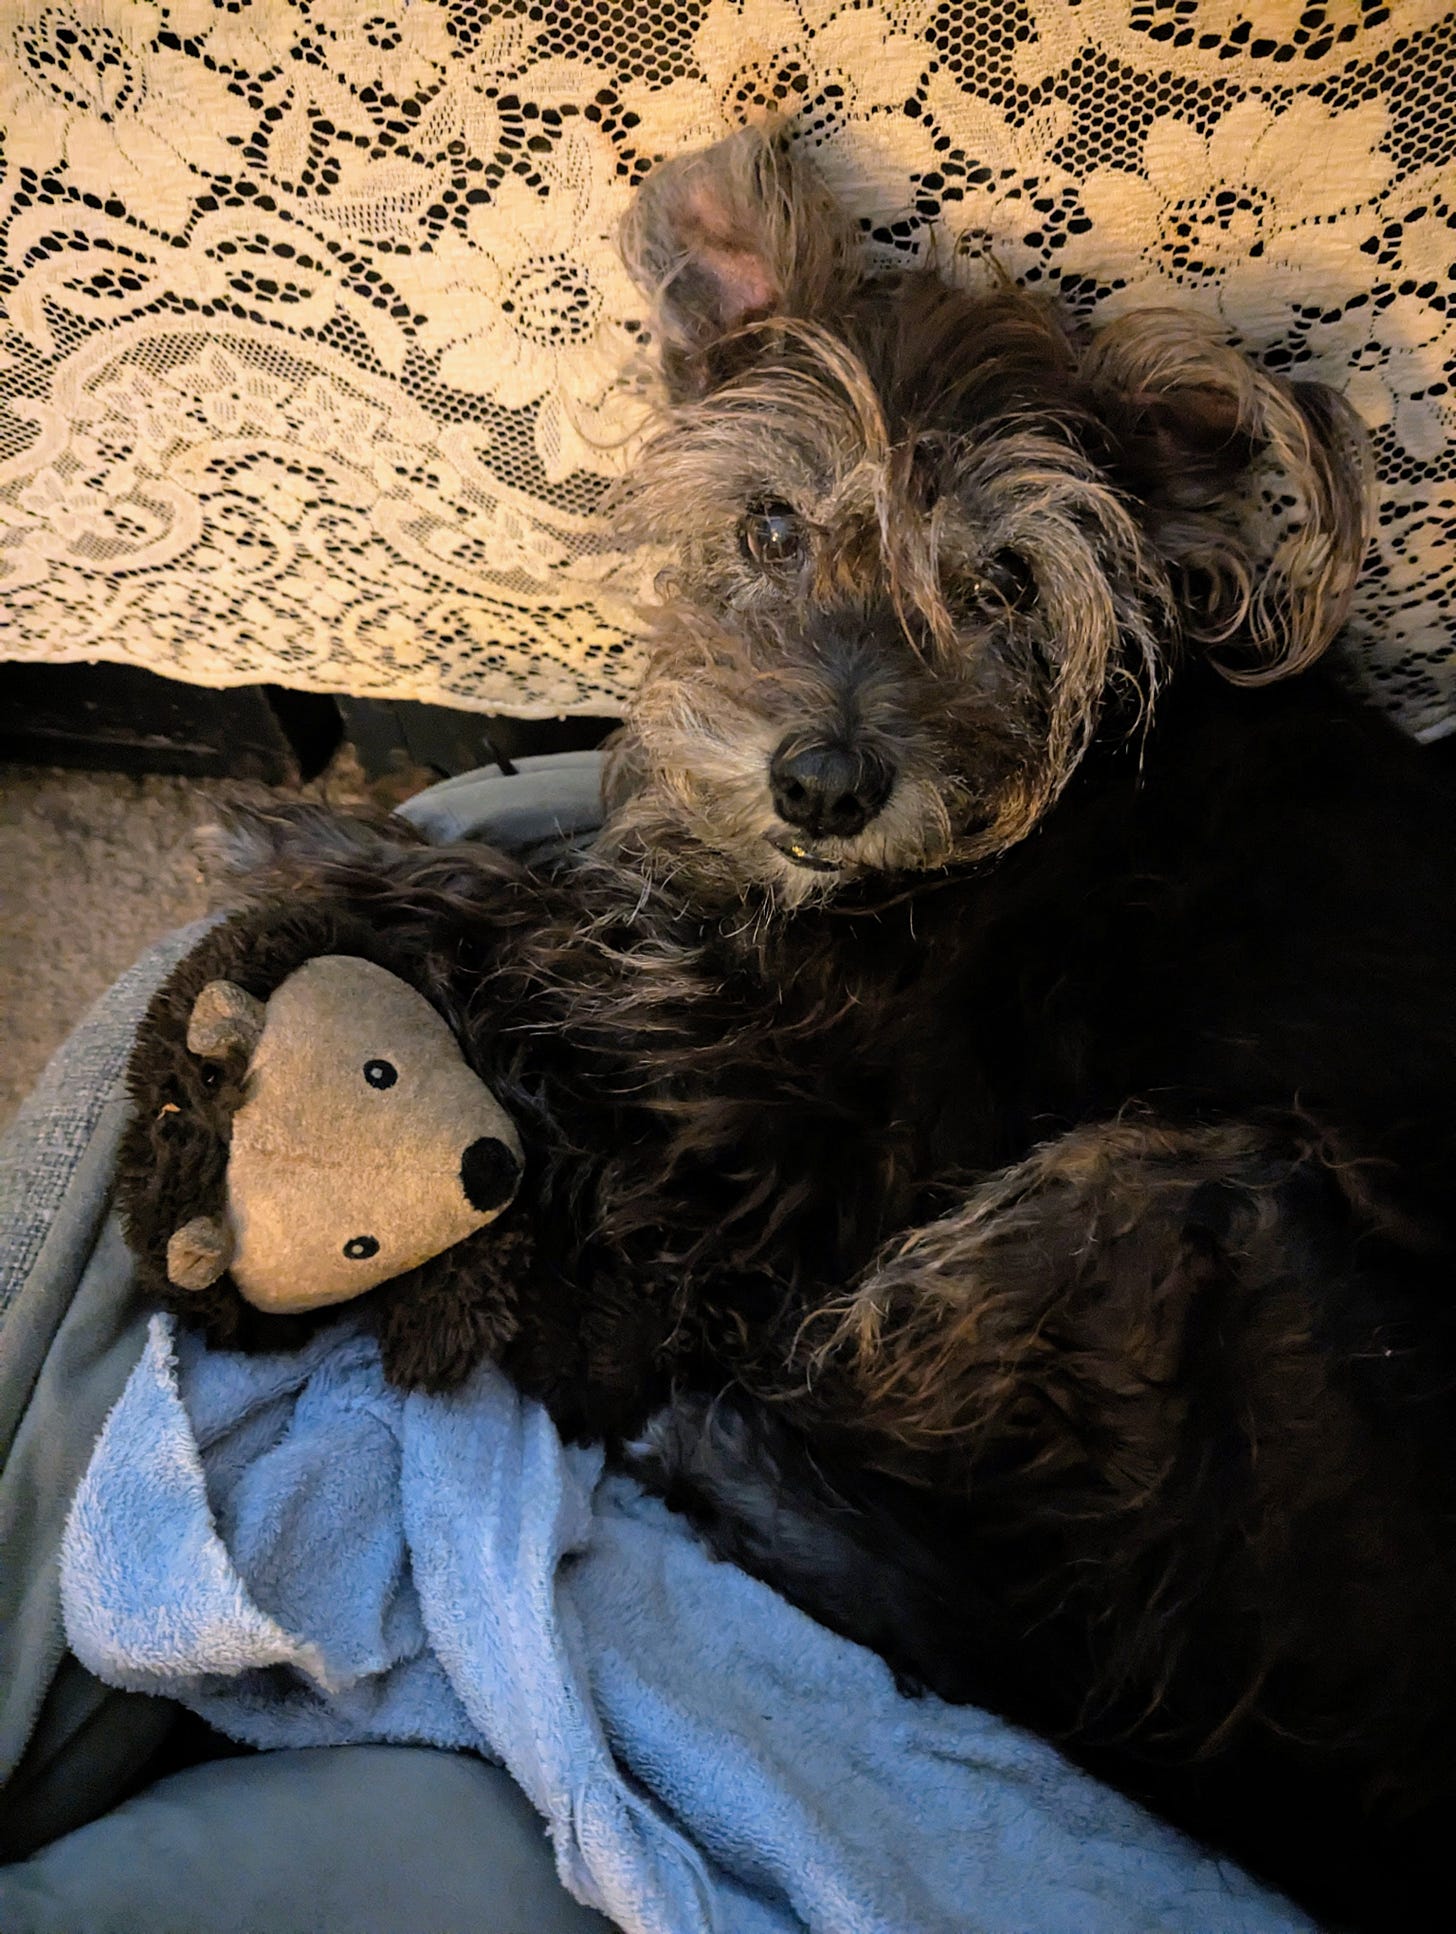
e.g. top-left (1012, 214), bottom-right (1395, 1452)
top-left (1, 1), bottom-right (1452, 729)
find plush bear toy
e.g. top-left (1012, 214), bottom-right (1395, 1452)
top-left (117, 901), bottom-right (531, 1392)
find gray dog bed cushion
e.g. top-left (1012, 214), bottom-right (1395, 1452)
top-left (0, 1746), bottom-right (609, 1934)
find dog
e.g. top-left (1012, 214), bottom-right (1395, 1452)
top-left (588, 128), bottom-right (1456, 1929)
top-left (219, 129), bottom-right (1456, 1928)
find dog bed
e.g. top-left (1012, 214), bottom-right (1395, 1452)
top-left (0, 752), bottom-right (1309, 1934)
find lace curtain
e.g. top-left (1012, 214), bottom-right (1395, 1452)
top-left (1, 2), bottom-right (1452, 733)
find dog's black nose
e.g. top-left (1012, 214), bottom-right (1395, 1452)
top-left (769, 739), bottom-right (893, 840)
top-left (460, 1137), bottom-right (521, 1215)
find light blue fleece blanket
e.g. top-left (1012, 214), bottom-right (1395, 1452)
top-left (60, 1313), bottom-right (1312, 1934)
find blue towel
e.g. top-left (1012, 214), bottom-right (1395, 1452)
top-left (61, 1314), bottom-right (1313, 1934)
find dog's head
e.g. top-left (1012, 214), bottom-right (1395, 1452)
top-left (610, 127), bottom-right (1372, 904)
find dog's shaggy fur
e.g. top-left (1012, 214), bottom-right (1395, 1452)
top-left (217, 132), bottom-right (1456, 1930)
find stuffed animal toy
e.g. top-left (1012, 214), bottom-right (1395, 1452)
top-left (117, 901), bottom-right (532, 1392)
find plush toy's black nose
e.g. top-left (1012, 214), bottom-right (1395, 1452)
top-left (769, 738), bottom-right (894, 840)
top-left (460, 1137), bottom-right (521, 1215)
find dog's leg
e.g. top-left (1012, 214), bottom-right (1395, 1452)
top-left (799, 1115), bottom-right (1456, 1701)
top-left (643, 1115), bottom-right (1345, 1696)
top-left (806, 1114), bottom-right (1346, 1490)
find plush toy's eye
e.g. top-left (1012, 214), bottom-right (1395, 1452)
top-left (343, 1236), bottom-right (380, 1260)
top-left (363, 1060), bottom-right (397, 1089)
top-left (740, 499), bottom-right (803, 569)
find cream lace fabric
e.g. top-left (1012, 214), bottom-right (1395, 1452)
top-left (1, 2), bottom-right (1452, 731)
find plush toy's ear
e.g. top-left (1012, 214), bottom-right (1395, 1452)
top-left (167, 1214), bottom-right (234, 1291)
top-left (188, 980), bottom-right (266, 1061)
top-left (1082, 310), bottom-right (1373, 682)
top-left (621, 125), bottom-right (857, 399)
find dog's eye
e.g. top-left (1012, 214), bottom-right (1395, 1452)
top-left (363, 1059), bottom-right (397, 1089)
top-left (740, 500), bottom-right (803, 569)
top-left (343, 1236), bottom-right (380, 1261)
top-left (957, 548), bottom-right (1038, 617)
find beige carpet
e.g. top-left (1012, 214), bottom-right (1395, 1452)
top-left (0, 758), bottom-right (386, 1134)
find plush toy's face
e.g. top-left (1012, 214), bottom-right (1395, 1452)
top-left (166, 955), bottom-right (522, 1313)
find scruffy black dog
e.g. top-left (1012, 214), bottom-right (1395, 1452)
top-left (601, 129), bottom-right (1456, 1931)
top-left (225, 130), bottom-right (1456, 1931)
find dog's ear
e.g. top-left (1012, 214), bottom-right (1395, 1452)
top-left (621, 125), bottom-right (857, 399)
top-left (1082, 311), bottom-right (1373, 682)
